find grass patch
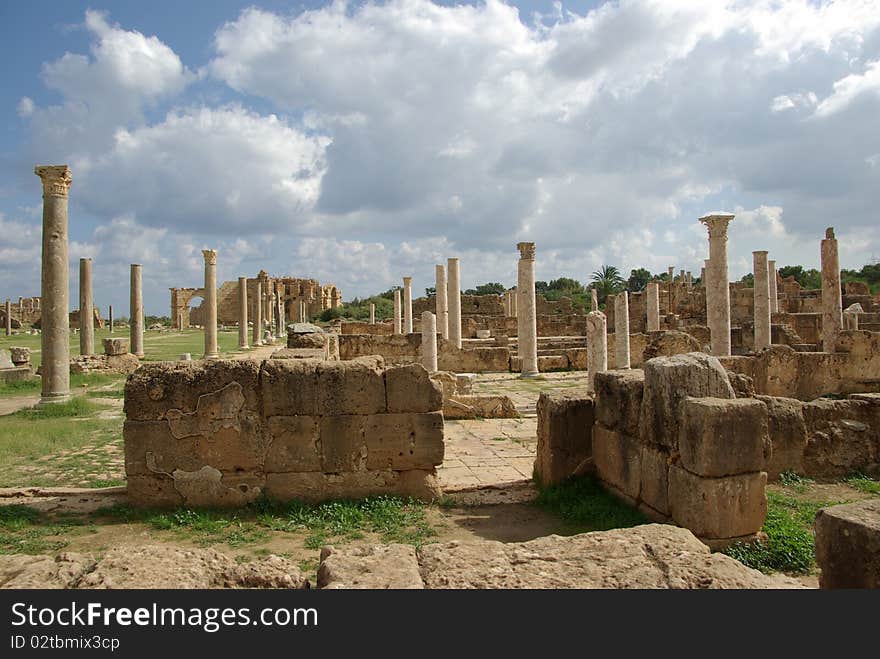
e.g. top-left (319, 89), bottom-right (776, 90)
top-left (14, 397), bottom-right (98, 419)
top-left (534, 475), bottom-right (647, 532)
top-left (843, 473), bottom-right (880, 495)
top-left (147, 508), bottom-right (268, 548)
top-left (0, 505), bottom-right (87, 555)
top-left (778, 470), bottom-right (814, 493)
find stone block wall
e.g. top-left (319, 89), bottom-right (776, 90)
top-left (123, 358), bottom-right (444, 507)
top-left (534, 392), bottom-right (594, 486)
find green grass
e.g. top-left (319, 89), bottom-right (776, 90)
top-left (777, 470), bottom-right (814, 493)
top-left (534, 475), bottom-right (648, 532)
top-left (843, 473), bottom-right (880, 495)
top-left (0, 371), bottom-right (124, 398)
top-left (147, 509), bottom-right (269, 548)
top-left (0, 505), bottom-right (88, 555)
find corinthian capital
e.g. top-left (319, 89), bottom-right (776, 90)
top-left (517, 242), bottom-right (536, 260)
top-left (34, 165), bottom-right (72, 198)
top-left (202, 249), bottom-right (217, 265)
top-left (699, 212), bottom-right (735, 240)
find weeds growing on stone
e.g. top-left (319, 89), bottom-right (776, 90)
top-left (843, 472), bottom-right (880, 495)
top-left (534, 475), bottom-right (647, 532)
top-left (0, 505), bottom-right (88, 555)
top-left (778, 471), bottom-right (814, 493)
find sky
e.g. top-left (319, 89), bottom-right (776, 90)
top-left (1, 0), bottom-right (879, 316)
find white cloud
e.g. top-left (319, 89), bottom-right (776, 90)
top-left (16, 97), bottom-right (34, 117)
top-left (814, 60), bottom-right (880, 116)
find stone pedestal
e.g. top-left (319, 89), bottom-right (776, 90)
top-left (646, 282), bottom-right (660, 332)
top-left (36, 165), bottom-right (72, 403)
top-left (753, 251), bottom-right (771, 351)
top-left (238, 277), bottom-right (249, 349)
top-left (614, 291), bottom-right (630, 369)
top-left (517, 242), bottom-right (539, 377)
top-left (768, 259), bottom-right (778, 313)
top-left (447, 258), bottom-right (462, 349)
top-left (253, 281), bottom-right (263, 346)
top-left (403, 276), bottom-right (413, 333)
top-left (699, 213), bottom-right (734, 356)
top-left (435, 265), bottom-right (448, 339)
top-left (202, 250), bottom-right (219, 359)
top-left (421, 311), bottom-right (438, 372)
top-left (821, 228), bottom-right (842, 353)
top-left (393, 289), bottom-right (402, 335)
top-left (369, 303), bottom-right (375, 325)
top-left (586, 311), bottom-right (607, 393)
top-left (130, 264), bottom-right (144, 358)
top-left (79, 257), bottom-right (94, 356)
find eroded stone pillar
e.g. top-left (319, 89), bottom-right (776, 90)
top-left (403, 276), bottom-right (413, 333)
top-left (369, 303), bottom-right (375, 325)
top-left (517, 242), bottom-right (539, 377)
top-left (5, 299), bottom-right (11, 336)
top-left (646, 282), bottom-right (660, 332)
top-left (238, 277), bottom-right (249, 349)
top-left (753, 251), bottom-right (771, 351)
top-left (435, 264), bottom-right (448, 339)
top-left (699, 213), bottom-right (734, 356)
top-left (614, 291), bottom-right (631, 369)
top-left (667, 266), bottom-right (674, 281)
top-left (130, 264), bottom-right (144, 358)
top-left (253, 281), bottom-right (263, 346)
top-left (586, 311), bottom-right (607, 393)
top-left (844, 308), bottom-right (859, 331)
top-left (821, 227), bottom-right (842, 352)
top-left (79, 257), bottom-right (94, 356)
top-left (421, 311), bottom-right (438, 372)
top-left (511, 285), bottom-right (518, 317)
top-left (109, 305), bottom-right (113, 334)
top-left (447, 257), bottom-right (461, 348)
top-left (590, 288), bottom-right (598, 312)
top-left (202, 250), bottom-right (219, 359)
top-left (393, 289), bottom-right (402, 335)
top-left (768, 259), bottom-right (779, 314)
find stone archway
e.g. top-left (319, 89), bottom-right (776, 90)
top-left (170, 287), bottom-right (206, 329)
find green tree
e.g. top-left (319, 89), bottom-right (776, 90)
top-left (464, 282), bottom-right (505, 295)
top-left (740, 273), bottom-right (754, 286)
top-left (591, 265), bottom-right (625, 304)
top-left (626, 268), bottom-right (652, 292)
top-left (778, 266), bottom-right (821, 290)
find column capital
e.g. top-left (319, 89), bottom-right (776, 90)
top-left (824, 227), bottom-right (835, 240)
top-left (517, 242), bottom-right (536, 260)
top-left (202, 249), bottom-right (217, 265)
top-left (35, 165), bottom-right (72, 198)
top-left (403, 276), bottom-right (412, 285)
top-left (699, 212), bottom-right (735, 239)
top-left (752, 250), bottom-right (768, 257)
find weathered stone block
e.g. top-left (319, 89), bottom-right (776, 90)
top-left (126, 474), bottom-right (183, 507)
top-left (757, 396), bottom-right (807, 480)
top-left (364, 412), bottom-right (444, 470)
top-left (102, 337), bottom-right (128, 356)
top-left (592, 425), bottom-right (641, 499)
top-left (566, 348), bottom-right (589, 370)
top-left (803, 398), bottom-right (878, 479)
top-left (320, 415), bottom-right (367, 472)
top-left (535, 392), bottom-right (595, 486)
top-left (264, 469), bottom-right (441, 502)
top-left (639, 444), bottom-right (670, 516)
top-left (538, 355), bottom-right (569, 371)
top-left (264, 416), bottom-right (321, 472)
top-left (678, 398), bottom-right (769, 477)
top-left (260, 359), bottom-right (319, 417)
top-left (9, 346), bottom-right (30, 366)
top-left (640, 353), bottom-right (736, 448)
top-left (594, 369), bottom-right (644, 437)
top-left (317, 358), bottom-right (386, 415)
top-left (667, 465), bottom-right (767, 541)
top-left (318, 544), bottom-right (424, 589)
top-left (385, 364), bottom-right (443, 413)
top-left (814, 499), bottom-right (880, 589)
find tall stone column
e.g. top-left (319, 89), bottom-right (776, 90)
top-left (511, 285), bottom-right (518, 317)
top-left (447, 258), bottom-right (462, 348)
top-left (5, 299), bottom-right (11, 336)
top-left (435, 264), bottom-right (448, 339)
top-left (590, 288), bottom-right (598, 312)
top-left (753, 250), bottom-right (771, 351)
top-left (421, 311), bottom-right (438, 372)
top-left (699, 213), bottom-right (734, 356)
top-left (238, 277), bottom-right (249, 349)
top-left (517, 242), bottom-right (539, 377)
top-left (821, 227), bottom-right (842, 353)
top-left (202, 250), bottom-right (219, 359)
top-left (614, 291), bottom-right (631, 369)
top-left (393, 289), bottom-right (402, 335)
top-left (667, 266), bottom-right (674, 281)
top-left (700, 266), bottom-right (706, 286)
top-left (130, 264), bottom-right (144, 358)
top-left (646, 282), bottom-right (660, 332)
top-left (253, 281), bottom-right (263, 346)
top-left (109, 305), bottom-right (114, 334)
top-left (768, 259), bottom-right (779, 313)
top-left (369, 303), bottom-right (375, 325)
top-left (79, 257), bottom-right (94, 356)
top-left (586, 311), bottom-right (607, 393)
top-left (403, 276), bottom-right (413, 333)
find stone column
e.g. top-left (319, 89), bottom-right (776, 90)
top-left (435, 264), bottom-right (448, 339)
top-left (768, 259), bottom-right (779, 313)
top-left (369, 303), bottom-right (375, 325)
top-left (590, 288), bottom-right (598, 312)
top-left (202, 250), bottom-right (219, 359)
top-left (35, 166), bottom-right (72, 403)
top-left (646, 282), bottom-right (660, 332)
top-left (511, 285), bottom-right (518, 317)
top-left (517, 242), bottom-right (539, 377)
top-left (447, 258), bottom-right (462, 348)
top-left (78, 257), bottom-right (94, 356)
top-left (844, 308), bottom-right (859, 331)
top-left (421, 311), bottom-right (438, 372)
top-left (403, 276), bottom-right (413, 333)
top-left (5, 299), bottom-right (11, 336)
top-left (238, 277), bottom-right (249, 349)
top-left (667, 266), bottom-right (674, 281)
top-left (821, 227), bottom-right (842, 352)
top-left (393, 289), bottom-right (402, 335)
top-left (614, 291), bottom-right (631, 369)
top-left (700, 266), bottom-right (706, 285)
top-left (753, 250), bottom-right (771, 351)
top-left (109, 305), bottom-right (113, 334)
top-left (253, 281), bottom-right (263, 346)
top-left (586, 311), bottom-right (607, 393)
top-left (699, 213), bottom-right (734, 356)
top-left (686, 271), bottom-right (692, 288)
top-left (130, 264), bottom-right (144, 358)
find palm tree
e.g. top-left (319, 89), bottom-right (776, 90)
top-left (590, 265), bottom-right (625, 305)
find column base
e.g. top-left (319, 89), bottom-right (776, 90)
top-left (519, 370), bottom-right (540, 379)
top-left (134, 352), bottom-right (145, 359)
top-left (238, 344), bottom-right (250, 350)
top-left (204, 352), bottom-right (220, 360)
top-left (38, 392), bottom-right (71, 406)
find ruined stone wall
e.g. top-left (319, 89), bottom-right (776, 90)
top-left (336, 334), bottom-right (511, 372)
top-left (340, 321), bottom-right (393, 335)
top-left (123, 358), bottom-right (444, 507)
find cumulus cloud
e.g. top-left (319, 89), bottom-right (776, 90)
top-left (814, 60), bottom-right (880, 116)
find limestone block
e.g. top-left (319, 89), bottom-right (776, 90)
top-left (814, 499), bottom-right (880, 589)
top-left (364, 412), bottom-right (445, 470)
top-left (102, 337), bottom-right (128, 356)
top-left (105, 353), bottom-right (140, 374)
top-left (566, 348), bottom-right (589, 370)
top-left (639, 352), bottom-right (735, 448)
top-left (642, 330), bottom-right (702, 362)
top-left (264, 469), bottom-right (441, 503)
top-left (802, 398), bottom-right (878, 479)
top-left (667, 465), bottom-right (767, 541)
top-left (317, 357), bottom-right (386, 415)
top-left (538, 354), bottom-right (569, 371)
top-left (9, 347), bottom-right (30, 366)
top-left (456, 373), bottom-right (476, 394)
top-left (171, 466), bottom-right (262, 507)
top-left (318, 544), bottom-right (424, 589)
top-left (264, 415), bottom-right (322, 472)
top-left (442, 394), bottom-right (519, 420)
top-left (592, 425), bottom-right (641, 499)
top-left (678, 398), bottom-right (770, 478)
top-left (594, 369), bottom-right (644, 437)
top-left (535, 392), bottom-right (595, 486)
top-left (639, 444), bottom-right (670, 516)
top-left (260, 359), bottom-right (319, 417)
top-left (126, 474), bottom-right (183, 507)
top-left (320, 415), bottom-right (367, 472)
top-left (385, 363), bottom-right (443, 413)
top-left (756, 396), bottom-right (807, 480)
top-left (125, 360), bottom-right (262, 421)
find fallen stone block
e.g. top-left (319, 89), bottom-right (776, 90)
top-left (317, 545), bottom-right (424, 589)
top-left (814, 498), bottom-right (880, 589)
